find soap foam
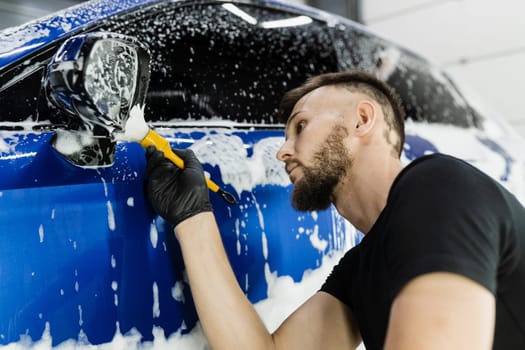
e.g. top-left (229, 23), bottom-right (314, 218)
top-left (0, 138), bottom-right (9, 153)
top-left (53, 130), bottom-right (96, 156)
top-left (189, 133), bottom-right (290, 196)
top-left (116, 105), bottom-right (149, 142)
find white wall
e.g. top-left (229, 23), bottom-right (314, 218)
top-left (361, 0), bottom-right (525, 139)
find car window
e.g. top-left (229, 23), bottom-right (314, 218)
top-left (0, 60), bottom-right (48, 126)
top-left (331, 23), bottom-right (482, 128)
top-left (100, 3), bottom-right (339, 126)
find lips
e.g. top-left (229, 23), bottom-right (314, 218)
top-left (285, 163), bottom-right (300, 183)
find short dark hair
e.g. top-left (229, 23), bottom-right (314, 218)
top-left (278, 70), bottom-right (406, 157)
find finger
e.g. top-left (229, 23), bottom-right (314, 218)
top-left (173, 148), bottom-right (202, 170)
top-left (146, 150), bottom-right (176, 178)
top-left (145, 146), bottom-right (159, 160)
top-left (172, 148), bottom-right (194, 161)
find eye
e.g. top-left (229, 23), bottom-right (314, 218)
top-left (296, 120), bottom-right (306, 134)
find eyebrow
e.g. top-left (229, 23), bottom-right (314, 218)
top-left (283, 110), bottom-right (305, 140)
top-left (285, 110), bottom-right (304, 129)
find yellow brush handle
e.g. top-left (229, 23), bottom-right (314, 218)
top-left (140, 129), bottom-right (220, 192)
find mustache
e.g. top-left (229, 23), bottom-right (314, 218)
top-left (285, 159), bottom-right (305, 173)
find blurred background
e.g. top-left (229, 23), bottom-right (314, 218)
top-left (1, 0), bottom-right (524, 138)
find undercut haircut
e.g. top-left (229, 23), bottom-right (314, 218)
top-left (278, 70), bottom-right (406, 157)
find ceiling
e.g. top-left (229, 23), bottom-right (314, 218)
top-left (321, 0), bottom-right (525, 139)
top-left (361, 0), bottom-right (525, 140)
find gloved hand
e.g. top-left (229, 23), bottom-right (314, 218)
top-left (145, 146), bottom-right (213, 227)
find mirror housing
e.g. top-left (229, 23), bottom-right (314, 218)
top-left (46, 32), bottom-right (150, 167)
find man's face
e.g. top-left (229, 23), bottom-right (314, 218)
top-left (291, 123), bottom-right (351, 211)
top-left (277, 86), bottom-right (358, 211)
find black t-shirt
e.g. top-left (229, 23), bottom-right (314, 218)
top-left (321, 153), bottom-right (525, 350)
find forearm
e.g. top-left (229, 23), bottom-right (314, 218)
top-left (175, 212), bottom-right (275, 350)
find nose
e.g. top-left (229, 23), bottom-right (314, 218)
top-left (276, 138), bottom-right (293, 162)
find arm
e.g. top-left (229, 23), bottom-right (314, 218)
top-left (176, 213), bottom-right (361, 349)
top-left (146, 148), bottom-right (361, 349)
top-left (273, 291), bottom-right (361, 349)
top-left (175, 212), bottom-right (273, 349)
top-left (384, 272), bottom-right (495, 350)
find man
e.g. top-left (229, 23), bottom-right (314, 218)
top-left (145, 70), bottom-right (525, 349)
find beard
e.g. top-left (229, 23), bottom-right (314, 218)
top-left (291, 124), bottom-right (352, 211)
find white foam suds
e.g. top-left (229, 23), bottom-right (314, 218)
top-left (152, 282), bottom-right (160, 319)
top-left (52, 130), bottom-right (96, 156)
top-left (235, 219), bottom-right (241, 255)
top-left (189, 133), bottom-right (289, 196)
top-left (261, 233), bottom-right (268, 260)
top-left (116, 105), bottom-right (149, 142)
top-left (78, 305), bottom-right (83, 327)
top-left (112, 282), bottom-right (119, 307)
top-left (106, 201), bottom-right (115, 231)
top-left (149, 222), bottom-right (158, 249)
top-left (376, 46), bottom-right (401, 80)
top-left (0, 138), bottom-right (9, 153)
top-left (0, 152), bottom-right (36, 160)
top-left (256, 248), bottom-right (347, 332)
top-left (308, 225), bottom-right (328, 252)
top-left (97, 171), bottom-right (109, 196)
top-left (0, 321), bottom-right (210, 349)
top-left (252, 194), bottom-right (270, 261)
top-left (0, 26), bottom-right (50, 55)
top-left (96, 170), bottom-right (117, 232)
top-left (38, 224), bottom-right (44, 243)
top-left (171, 281), bottom-right (185, 303)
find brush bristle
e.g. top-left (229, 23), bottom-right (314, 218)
top-left (116, 105), bottom-right (149, 142)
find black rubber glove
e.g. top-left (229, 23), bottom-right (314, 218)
top-left (145, 146), bottom-right (213, 227)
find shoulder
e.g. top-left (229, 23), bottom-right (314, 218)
top-left (389, 153), bottom-right (503, 210)
top-left (396, 153), bottom-right (487, 188)
top-left (385, 153), bottom-right (506, 238)
top-left (383, 154), bottom-right (507, 296)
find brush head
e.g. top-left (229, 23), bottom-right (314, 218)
top-left (115, 104), bottom-right (149, 142)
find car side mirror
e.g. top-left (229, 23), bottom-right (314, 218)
top-left (45, 32), bottom-right (150, 167)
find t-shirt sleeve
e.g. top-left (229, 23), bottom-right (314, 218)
top-left (385, 156), bottom-right (502, 299)
top-left (320, 249), bottom-right (355, 306)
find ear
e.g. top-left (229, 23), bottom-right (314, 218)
top-left (354, 100), bottom-right (376, 136)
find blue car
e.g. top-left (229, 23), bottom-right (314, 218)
top-left (1, 0), bottom-right (524, 348)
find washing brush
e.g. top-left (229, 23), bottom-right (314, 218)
top-left (117, 105), bottom-right (237, 204)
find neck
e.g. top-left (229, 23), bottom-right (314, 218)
top-left (332, 150), bottom-right (403, 234)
